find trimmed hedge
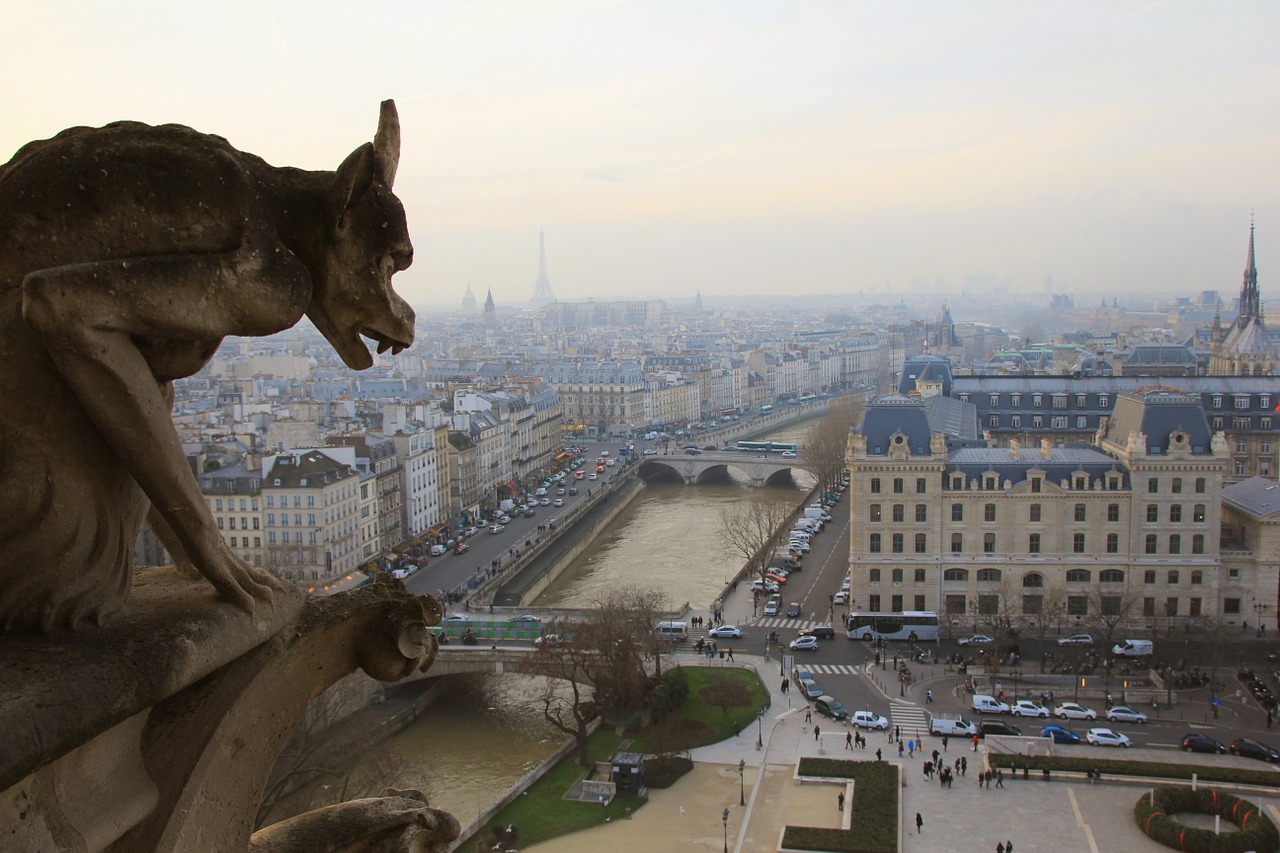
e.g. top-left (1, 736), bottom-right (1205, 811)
top-left (1134, 787), bottom-right (1278, 853)
top-left (781, 759), bottom-right (897, 853)
top-left (642, 756), bottom-right (693, 789)
top-left (988, 753), bottom-right (1280, 788)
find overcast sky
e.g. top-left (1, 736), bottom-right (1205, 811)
top-left (4, 1), bottom-right (1278, 307)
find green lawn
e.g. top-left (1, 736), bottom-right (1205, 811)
top-left (473, 666), bottom-right (767, 849)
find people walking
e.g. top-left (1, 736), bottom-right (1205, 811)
top-left (805, 707), bottom-right (812, 723)
top-left (837, 792), bottom-right (845, 811)
top-left (915, 813), bottom-right (924, 834)
top-left (846, 731), bottom-right (853, 749)
top-left (876, 748), bottom-right (883, 761)
top-left (995, 769), bottom-right (1004, 788)
top-left (814, 725), bottom-right (821, 741)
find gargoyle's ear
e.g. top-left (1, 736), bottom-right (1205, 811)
top-left (374, 99), bottom-right (400, 188)
top-left (331, 142), bottom-right (375, 230)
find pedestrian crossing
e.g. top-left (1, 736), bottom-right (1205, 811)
top-left (753, 617), bottom-right (823, 631)
top-left (796, 663), bottom-right (860, 676)
top-left (889, 698), bottom-right (931, 744)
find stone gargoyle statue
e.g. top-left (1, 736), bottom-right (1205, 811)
top-left (0, 100), bottom-right (415, 631)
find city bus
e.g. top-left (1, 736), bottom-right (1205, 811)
top-left (845, 611), bottom-right (940, 643)
top-left (736, 440), bottom-right (798, 454)
top-left (758, 405), bottom-right (774, 415)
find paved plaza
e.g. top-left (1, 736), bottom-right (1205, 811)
top-left (527, 651), bottom-right (1280, 853)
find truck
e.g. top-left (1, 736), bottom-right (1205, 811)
top-left (929, 714), bottom-right (977, 736)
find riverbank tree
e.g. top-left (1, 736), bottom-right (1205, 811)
top-left (525, 586), bottom-right (669, 765)
top-left (802, 397), bottom-right (864, 492)
top-left (718, 497), bottom-right (795, 583)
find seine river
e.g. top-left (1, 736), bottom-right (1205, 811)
top-left (356, 423), bottom-right (817, 823)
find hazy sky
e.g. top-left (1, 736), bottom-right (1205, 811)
top-left (4, 1), bottom-right (1278, 307)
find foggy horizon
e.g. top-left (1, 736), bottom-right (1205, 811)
top-left (5, 2), bottom-right (1277, 306)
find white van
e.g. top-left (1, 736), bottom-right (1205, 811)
top-left (656, 621), bottom-right (688, 640)
top-left (930, 715), bottom-right (977, 736)
top-left (971, 694), bottom-right (1010, 714)
top-left (794, 518), bottom-right (820, 533)
top-left (1112, 639), bottom-right (1154, 657)
top-left (804, 507), bottom-right (831, 522)
top-left (429, 544), bottom-right (447, 557)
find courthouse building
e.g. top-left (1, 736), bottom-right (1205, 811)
top-left (845, 388), bottom-right (1255, 631)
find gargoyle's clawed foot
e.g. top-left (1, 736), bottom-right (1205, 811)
top-left (204, 547), bottom-right (286, 614)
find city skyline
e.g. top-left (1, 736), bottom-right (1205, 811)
top-left (4, 1), bottom-right (1278, 305)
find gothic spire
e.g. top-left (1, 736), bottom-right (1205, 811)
top-left (1240, 217), bottom-right (1260, 321)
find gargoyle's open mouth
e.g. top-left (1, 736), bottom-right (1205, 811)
top-left (364, 327), bottom-right (411, 356)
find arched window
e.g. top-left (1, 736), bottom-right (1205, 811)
top-left (943, 568), bottom-right (969, 582)
top-left (977, 568), bottom-right (1002, 582)
top-left (1099, 569), bottom-right (1124, 583)
top-left (1066, 569), bottom-right (1091, 583)
top-left (1022, 573), bottom-right (1044, 588)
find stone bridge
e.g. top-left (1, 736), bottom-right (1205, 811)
top-left (637, 451), bottom-right (813, 486)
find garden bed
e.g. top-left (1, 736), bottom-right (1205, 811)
top-left (781, 759), bottom-right (897, 853)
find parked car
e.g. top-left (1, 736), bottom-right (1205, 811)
top-left (1057, 633), bottom-right (1094, 646)
top-left (798, 677), bottom-right (824, 700)
top-left (814, 695), bottom-right (848, 721)
top-left (979, 720), bottom-right (1022, 738)
top-left (707, 625), bottom-right (742, 639)
top-left (1106, 706), bottom-right (1149, 724)
top-left (1181, 733), bottom-right (1226, 754)
top-left (972, 694), bottom-right (1010, 715)
top-left (1229, 738), bottom-right (1280, 762)
top-left (786, 602), bottom-right (801, 618)
top-left (510, 615), bottom-right (541, 624)
top-left (1011, 700), bottom-right (1050, 718)
top-left (851, 711), bottom-right (890, 730)
top-left (1041, 725), bottom-right (1081, 744)
top-left (833, 591), bottom-right (850, 605)
top-left (957, 634), bottom-right (994, 646)
top-left (1087, 728), bottom-right (1131, 748)
top-left (790, 636), bottom-right (819, 651)
top-left (1054, 703), bottom-right (1097, 721)
top-left (801, 625), bottom-right (836, 640)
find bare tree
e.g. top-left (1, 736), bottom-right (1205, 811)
top-left (718, 498), bottom-right (795, 583)
top-left (524, 586), bottom-right (670, 766)
top-left (1025, 588), bottom-right (1066, 673)
top-left (801, 398), bottom-right (863, 493)
top-left (1085, 586), bottom-right (1140, 699)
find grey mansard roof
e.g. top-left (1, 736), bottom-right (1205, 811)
top-left (945, 445), bottom-right (1126, 489)
top-left (858, 395), bottom-right (935, 455)
top-left (1102, 390), bottom-right (1213, 455)
top-left (1222, 477), bottom-right (1280, 519)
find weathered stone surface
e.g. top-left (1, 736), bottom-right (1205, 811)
top-left (1, 574), bottom-right (450, 851)
top-left (0, 101), bottom-right (415, 631)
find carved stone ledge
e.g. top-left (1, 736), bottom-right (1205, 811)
top-left (1, 570), bottom-right (456, 852)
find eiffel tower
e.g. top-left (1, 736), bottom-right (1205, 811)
top-left (530, 229), bottom-right (555, 305)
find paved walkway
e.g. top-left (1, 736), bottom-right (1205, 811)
top-left (525, 653), bottom-right (1280, 852)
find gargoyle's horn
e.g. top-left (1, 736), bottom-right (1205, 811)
top-left (374, 99), bottom-right (400, 187)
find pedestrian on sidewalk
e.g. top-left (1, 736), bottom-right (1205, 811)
top-left (837, 792), bottom-right (845, 811)
top-left (972, 734), bottom-right (979, 751)
top-left (1006, 841), bottom-right (1013, 852)
top-left (805, 707), bottom-right (812, 723)
top-left (814, 725), bottom-right (821, 742)
top-left (727, 647), bottom-right (734, 662)
top-left (998, 843), bottom-right (1005, 853)
top-left (942, 734), bottom-right (948, 752)
top-left (898, 742), bottom-right (904, 758)
top-left (961, 756), bottom-right (968, 777)
top-left (895, 725), bottom-right (901, 742)
top-left (932, 749), bottom-right (940, 766)
top-left (876, 748), bottom-right (883, 761)
top-left (846, 731), bottom-right (853, 749)
top-left (915, 812), bottom-right (923, 834)
top-left (996, 770), bottom-right (1004, 788)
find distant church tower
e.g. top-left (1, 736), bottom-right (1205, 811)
top-left (461, 284), bottom-right (477, 313)
top-left (482, 288), bottom-right (497, 327)
top-left (1211, 219), bottom-right (1275, 376)
top-left (694, 290), bottom-right (704, 311)
top-left (530, 229), bottom-right (556, 305)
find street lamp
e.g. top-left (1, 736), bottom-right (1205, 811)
top-left (738, 759), bottom-right (745, 806)
top-left (722, 807), bottom-right (730, 853)
top-left (756, 706), bottom-right (765, 750)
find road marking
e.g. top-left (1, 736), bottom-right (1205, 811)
top-left (1145, 743), bottom-right (1180, 748)
top-left (1067, 788), bottom-right (1100, 853)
